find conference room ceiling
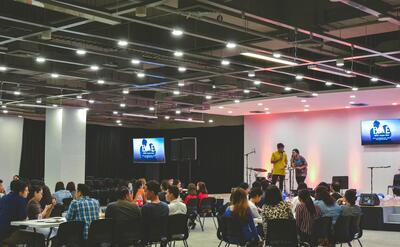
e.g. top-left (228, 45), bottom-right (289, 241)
top-left (0, 0), bottom-right (399, 126)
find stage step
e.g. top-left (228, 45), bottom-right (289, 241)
top-left (388, 214), bottom-right (400, 223)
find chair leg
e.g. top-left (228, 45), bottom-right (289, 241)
top-left (218, 240), bottom-right (223, 247)
top-left (357, 239), bottom-right (363, 247)
top-left (197, 215), bottom-right (204, 231)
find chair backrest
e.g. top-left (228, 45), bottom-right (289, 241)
top-left (220, 216), bottom-right (247, 245)
top-left (87, 219), bottom-right (114, 247)
top-left (199, 197), bottom-right (216, 212)
top-left (3, 230), bottom-right (45, 247)
top-left (216, 215), bottom-right (225, 241)
top-left (350, 215), bottom-right (363, 239)
top-left (143, 216), bottom-right (168, 244)
top-left (55, 221), bottom-right (85, 247)
top-left (63, 197), bottom-right (73, 208)
top-left (167, 214), bottom-right (189, 240)
top-left (312, 217), bottom-right (332, 241)
top-left (333, 216), bottom-right (353, 243)
top-left (113, 217), bottom-right (143, 246)
top-left (50, 203), bottom-right (66, 217)
top-left (266, 219), bottom-right (298, 247)
top-left (186, 198), bottom-right (199, 214)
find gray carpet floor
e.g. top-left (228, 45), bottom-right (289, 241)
top-left (180, 218), bottom-right (400, 247)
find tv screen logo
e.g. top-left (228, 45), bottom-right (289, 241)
top-left (370, 120), bottom-right (392, 142)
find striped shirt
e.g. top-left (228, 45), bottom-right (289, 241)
top-left (295, 203), bottom-right (321, 235)
top-left (66, 196), bottom-right (100, 239)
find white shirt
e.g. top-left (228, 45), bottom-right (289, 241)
top-left (248, 200), bottom-right (262, 223)
top-left (168, 199), bottom-right (187, 215)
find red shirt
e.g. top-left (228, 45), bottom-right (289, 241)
top-left (198, 192), bottom-right (208, 205)
top-left (183, 194), bottom-right (197, 204)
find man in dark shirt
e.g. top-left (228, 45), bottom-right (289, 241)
top-left (158, 180), bottom-right (169, 203)
top-left (105, 186), bottom-right (141, 220)
top-left (142, 181), bottom-right (169, 219)
top-left (330, 182), bottom-right (343, 201)
top-left (0, 180), bottom-right (29, 240)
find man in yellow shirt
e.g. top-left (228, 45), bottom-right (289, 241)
top-left (270, 143), bottom-right (288, 191)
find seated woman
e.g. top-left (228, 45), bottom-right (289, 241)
top-left (261, 185), bottom-right (293, 236)
top-left (197, 181), bottom-right (208, 205)
top-left (314, 186), bottom-right (342, 224)
top-left (224, 188), bottom-right (260, 244)
top-left (183, 183), bottom-right (198, 204)
top-left (296, 189), bottom-right (321, 243)
top-left (132, 179), bottom-right (146, 206)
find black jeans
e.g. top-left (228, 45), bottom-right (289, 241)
top-left (271, 175), bottom-right (285, 191)
top-left (296, 176), bottom-right (306, 185)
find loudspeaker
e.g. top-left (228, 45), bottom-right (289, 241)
top-left (170, 139), bottom-right (181, 161)
top-left (332, 176), bottom-right (349, 190)
top-left (170, 137), bottom-right (197, 161)
top-left (359, 193), bottom-right (380, 206)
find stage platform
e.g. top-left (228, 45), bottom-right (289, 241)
top-left (361, 205), bottom-right (400, 231)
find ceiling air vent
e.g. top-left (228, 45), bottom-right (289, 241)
top-left (350, 103), bottom-right (368, 107)
top-left (249, 110), bottom-right (266, 114)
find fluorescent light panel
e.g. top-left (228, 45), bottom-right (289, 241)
top-left (308, 65), bottom-right (355, 78)
top-left (122, 113), bottom-right (158, 119)
top-left (174, 118), bottom-right (205, 123)
top-left (241, 52), bottom-right (297, 66)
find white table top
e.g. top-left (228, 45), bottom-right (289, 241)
top-left (11, 217), bottom-right (66, 228)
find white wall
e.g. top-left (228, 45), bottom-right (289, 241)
top-left (0, 116), bottom-right (23, 190)
top-left (244, 105), bottom-right (400, 194)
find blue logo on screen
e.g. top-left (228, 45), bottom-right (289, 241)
top-left (139, 139), bottom-right (157, 160)
top-left (369, 120), bottom-right (392, 142)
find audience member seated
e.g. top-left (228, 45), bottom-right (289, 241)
top-left (224, 188), bottom-right (260, 244)
top-left (159, 180), bottom-right (169, 203)
top-left (105, 186), bottom-right (141, 220)
top-left (248, 188), bottom-right (263, 223)
top-left (166, 185), bottom-right (187, 215)
top-left (291, 183), bottom-right (313, 217)
top-left (296, 189), bottom-right (321, 243)
top-left (314, 186), bottom-right (342, 224)
top-left (330, 182), bottom-right (343, 201)
top-left (261, 185), bottom-right (293, 235)
top-left (197, 181), bottom-right (208, 205)
top-left (66, 182), bottom-right (76, 199)
top-left (173, 179), bottom-right (183, 194)
top-left (66, 184), bottom-right (100, 239)
top-left (132, 179), bottom-right (146, 206)
top-left (251, 181), bottom-right (262, 190)
top-left (142, 181), bottom-right (169, 220)
top-left (40, 185), bottom-right (54, 210)
top-left (6, 175), bottom-right (20, 193)
top-left (340, 189), bottom-right (362, 217)
top-left (238, 182), bottom-right (250, 194)
top-left (256, 179), bottom-right (270, 208)
top-left (0, 180), bottom-right (5, 198)
top-left (0, 180), bottom-right (29, 241)
top-left (183, 183), bottom-right (197, 204)
top-left (27, 185), bottom-right (55, 219)
top-left (53, 182), bottom-right (72, 205)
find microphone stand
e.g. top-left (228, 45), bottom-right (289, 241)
top-left (245, 149), bottom-right (256, 184)
top-left (367, 166), bottom-right (391, 193)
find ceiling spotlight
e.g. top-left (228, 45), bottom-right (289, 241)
top-left (304, 109), bottom-right (309, 112)
top-left (118, 123), bottom-right (122, 126)
top-left (52, 104), bottom-right (58, 107)
top-left (396, 84), bottom-right (400, 88)
top-left (174, 50), bottom-right (183, 57)
top-left (120, 103), bottom-right (126, 108)
top-left (97, 79), bottom-right (105, 85)
top-left (304, 105), bottom-right (310, 108)
top-left (2, 110), bottom-right (8, 114)
top-left (228, 111), bottom-right (233, 114)
top-left (0, 66), bottom-right (7, 71)
top-left (36, 98), bottom-right (42, 104)
top-left (336, 58), bottom-right (345, 67)
top-left (88, 99), bottom-right (95, 104)
top-left (149, 106), bottom-right (155, 111)
top-left (117, 40), bottom-right (128, 47)
top-left (234, 99), bottom-right (240, 103)
top-left (345, 106), bottom-right (351, 109)
top-left (208, 119), bottom-right (214, 123)
top-left (113, 111), bottom-right (118, 115)
top-left (284, 87), bottom-right (292, 91)
top-left (173, 90), bottom-right (180, 95)
top-left (221, 59), bottom-right (230, 66)
top-left (1, 105), bottom-right (6, 108)
top-left (122, 88), bottom-right (129, 94)
top-left (76, 49), bottom-right (87, 55)
top-left (272, 52), bottom-right (281, 58)
top-left (257, 103), bottom-right (263, 106)
top-left (266, 112), bottom-right (271, 114)
top-left (264, 108), bottom-right (269, 111)
top-left (178, 81), bottom-right (185, 87)
top-left (212, 85), bottom-right (216, 89)
top-left (295, 74), bottom-right (303, 80)
top-left (312, 93), bottom-right (318, 97)
top-left (18, 115), bottom-right (22, 118)
top-left (76, 95), bottom-right (82, 99)
top-left (116, 120), bottom-right (121, 124)
top-left (131, 59), bottom-right (141, 65)
top-left (243, 89), bottom-right (250, 94)
top-left (226, 42), bottom-right (237, 49)
top-left (205, 95), bottom-right (212, 100)
top-left (90, 65), bottom-right (99, 71)
top-left (137, 72), bottom-right (145, 78)
top-left (51, 73), bottom-right (59, 78)
top-left (188, 118), bottom-right (193, 121)
top-left (345, 70), bottom-right (352, 74)
top-left (392, 102), bottom-right (398, 106)
top-left (325, 81), bottom-right (333, 86)
top-left (178, 66), bottom-right (187, 72)
top-left (218, 106), bottom-right (224, 109)
top-left (171, 28), bottom-right (183, 36)
top-left (254, 80), bottom-right (261, 85)
top-left (370, 77), bottom-right (379, 82)
top-left (14, 90), bottom-right (21, 95)
top-left (36, 57), bottom-right (46, 63)
top-left (164, 115), bottom-right (170, 120)
top-left (175, 110), bottom-right (181, 115)
top-left (352, 87), bottom-right (358, 91)
top-left (349, 101), bottom-right (355, 104)
top-left (301, 99), bottom-right (307, 103)
top-left (248, 71), bottom-right (255, 77)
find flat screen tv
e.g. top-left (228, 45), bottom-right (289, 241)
top-left (133, 137), bottom-right (166, 163)
top-left (361, 119), bottom-right (400, 145)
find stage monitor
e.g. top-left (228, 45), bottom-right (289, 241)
top-left (361, 119), bottom-right (400, 145)
top-left (359, 193), bottom-right (380, 206)
top-left (133, 137), bottom-right (166, 163)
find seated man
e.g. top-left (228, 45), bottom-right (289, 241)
top-left (142, 181), bottom-right (169, 218)
top-left (166, 185), bottom-right (187, 215)
top-left (105, 186), bottom-right (141, 220)
top-left (66, 184), bottom-right (99, 239)
top-left (248, 188), bottom-right (263, 223)
top-left (340, 189), bottom-right (362, 217)
top-left (330, 182), bottom-right (343, 201)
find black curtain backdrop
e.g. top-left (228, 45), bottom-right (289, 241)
top-left (19, 119), bottom-right (45, 180)
top-left (85, 125), bottom-right (244, 193)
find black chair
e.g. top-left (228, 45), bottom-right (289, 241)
top-left (113, 218), bottom-right (143, 247)
top-left (387, 174), bottom-right (400, 196)
top-left (186, 198), bottom-right (199, 229)
top-left (198, 197), bottom-right (217, 231)
top-left (312, 217), bottom-right (332, 246)
top-left (332, 216), bottom-right (353, 247)
top-left (167, 214), bottom-right (189, 247)
top-left (51, 221), bottom-right (85, 247)
top-left (50, 204), bottom-right (66, 217)
top-left (63, 197), bottom-right (73, 209)
top-left (87, 219), bottom-right (114, 247)
top-left (265, 219), bottom-right (298, 247)
top-left (217, 216), bottom-right (248, 247)
top-left (143, 216), bottom-right (168, 246)
top-left (3, 230), bottom-right (45, 247)
top-left (350, 215), bottom-right (363, 247)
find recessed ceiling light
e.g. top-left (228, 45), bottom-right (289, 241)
top-left (345, 106), bottom-right (351, 109)
top-left (178, 66), bottom-right (187, 72)
top-left (118, 123), bottom-right (122, 126)
top-left (243, 89), bottom-right (250, 94)
top-left (171, 28), bottom-right (183, 36)
top-left (137, 72), bottom-right (145, 78)
top-left (257, 103), bottom-right (263, 106)
top-left (350, 95), bottom-right (356, 98)
top-left (253, 80), bottom-right (261, 85)
top-left (234, 99), bottom-right (240, 103)
top-left (352, 87), bottom-right (358, 91)
top-left (173, 90), bottom-right (180, 95)
top-left (76, 49), bottom-right (87, 55)
top-left (349, 101), bottom-right (355, 104)
top-left (175, 110), bottom-right (181, 114)
top-left (122, 88), bottom-right (129, 94)
top-left (304, 109), bottom-right (309, 112)
top-left (370, 77), bottom-right (379, 82)
top-left (336, 58), bottom-right (344, 67)
top-left (113, 111), bottom-right (118, 115)
top-left (149, 106), bottom-right (155, 111)
top-left (117, 40), bottom-right (128, 47)
top-left (295, 74), bottom-right (303, 80)
top-left (301, 99), bottom-right (307, 103)
top-left (266, 112), bottom-right (271, 114)
top-left (226, 42), bottom-right (237, 49)
top-left (0, 66), bottom-right (7, 71)
top-left (325, 81), bottom-right (333, 86)
top-left (345, 70), bottom-right (352, 74)
top-left (164, 115), bottom-right (170, 120)
top-left (120, 103), bottom-right (126, 108)
top-left (97, 79), bottom-right (105, 84)
top-left (18, 115), bottom-right (22, 118)
top-left (88, 99), bottom-right (95, 104)
top-left (76, 95), bottom-right (82, 99)
top-left (116, 120), bottom-right (121, 124)
top-left (208, 119), bottom-right (214, 123)
top-left (188, 118), bottom-right (193, 121)
top-left (52, 104), bottom-right (58, 107)
top-left (221, 59), bottom-right (230, 66)
top-left (14, 90), bottom-right (21, 95)
top-left (304, 105), bottom-right (310, 108)
top-left (218, 106), bottom-right (224, 109)
top-left (205, 95), bottom-right (212, 100)
top-left (174, 50), bottom-right (183, 57)
top-left (178, 81), bottom-right (185, 87)
top-left (228, 111), bottom-right (233, 114)
top-left (1, 105), bottom-right (6, 109)
top-left (248, 71), bottom-right (255, 77)
top-left (51, 73), bottom-right (59, 78)
top-left (36, 98), bottom-right (42, 104)
top-left (272, 52), bottom-right (281, 58)
top-left (392, 102), bottom-right (398, 106)
top-left (90, 65), bottom-right (99, 71)
top-left (212, 85), bottom-right (216, 89)
top-left (36, 57), bottom-right (46, 63)
top-left (396, 84), bottom-right (400, 88)
top-left (2, 110), bottom-right (8, 114)
top-left (131, 59), bottom-right (141, 65)
top-left (312, 93), bottom-right (318, 97)
top-left (284, 87), bottom-right (292, 91)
